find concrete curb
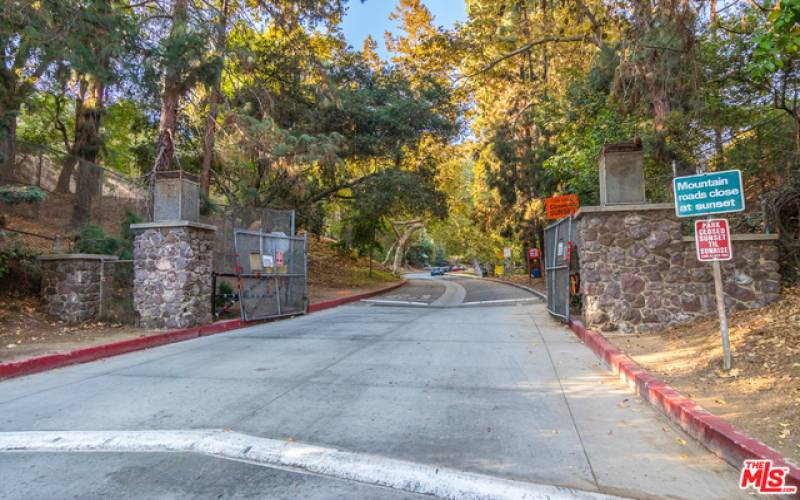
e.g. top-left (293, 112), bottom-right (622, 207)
top-left (567, 318), bottom-right (800, 490)
top-left (0, 429), bottom-right (619, 500)
top-left (0, 280), bottom-right (407, 381)
top-left (0, 318), bottom-right (258, 381)
top-left (454, 273), bottom-right (547, 301)
top-left (483, 277), bottom-right (547, 301)
top-left (307, 280), bottom-right (407, 313)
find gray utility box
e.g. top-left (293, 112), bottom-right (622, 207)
top-left (153, 171), bottom-right (200, 222)
top-left (599, 141), bottom-right (646, 205)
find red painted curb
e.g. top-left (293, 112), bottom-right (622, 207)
top-left (568, 318), bottom-right (800, 490)
top-left (307, 280), bottom-right (407, 313)
top-left (0, 318), bottom-right (254, 381)
top-left (0, 280), bottom-right (407, 381)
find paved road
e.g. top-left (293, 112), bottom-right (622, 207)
top-left (0, 274), bottom-right (744, 499)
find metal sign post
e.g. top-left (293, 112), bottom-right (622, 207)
top-left (694, 218), bottom-right (734, 370)
top-left (712, 260), bottom-right (732, 370)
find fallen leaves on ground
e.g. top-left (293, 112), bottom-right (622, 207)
top-left (611, 286), bottom-right (800, 465)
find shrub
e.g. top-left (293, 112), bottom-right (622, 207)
top-left (118, 209), bottom-right (143, 260)
top-left (72, 210), bottom-right (143, 258)
top-left (72, 225), bottom-right (121, 255)
top-left (0, 185), bottom-right (46, 205)
top-left (0, 238), bottom-right (41, 296)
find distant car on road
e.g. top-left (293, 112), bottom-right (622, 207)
top-left (430, 267), bottom-right (445, 276)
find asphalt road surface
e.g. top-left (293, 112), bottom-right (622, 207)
top-left (0, 274), bottom-right (745, 499)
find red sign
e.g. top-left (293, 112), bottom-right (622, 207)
top-left (545, 194), bottom-right (579, 220)
top-left (694, 219), bottom-right (732, 261)
top-left (528, 248), bottom-right (540, 260)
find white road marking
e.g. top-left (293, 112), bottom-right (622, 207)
top-left (459, 298), bottom-right (540, 306)
top-left (361, 299), bottom-right (429, 306)
top-left (0, 430), bottom-right (622, 500)
top-left (431, 278), bottom-right (467, 306)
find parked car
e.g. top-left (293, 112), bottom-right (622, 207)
top-left (430, 267), bottom-right (445, 276)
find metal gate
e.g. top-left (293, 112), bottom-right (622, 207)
top-left (544, 216), bottom-right (573, 321)
top-left (233, 229), bottom-right (308, 321)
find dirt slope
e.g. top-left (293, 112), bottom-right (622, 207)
top-left (610, 287), bottom-right (800, 465)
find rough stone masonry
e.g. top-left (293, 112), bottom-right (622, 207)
top-left (132, 222), bottom-right (215, 329)
top-left (574, 205), bottom-right (781, 333)
top-left (39, 254), bottom-right (117, 325)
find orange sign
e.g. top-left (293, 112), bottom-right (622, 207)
top-left (546, 194), bottom-right (579, 220)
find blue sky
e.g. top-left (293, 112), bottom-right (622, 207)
top-left (341, 1), bottom-right (467, 59)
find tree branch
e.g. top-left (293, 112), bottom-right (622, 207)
top-left (464, 35), bottom-right (587, 78)
top-left (306, 172), bottom-right (381, 204)
top-left (52, 91), bottom-right (72, 153)
top-left (573, 0), bottom-right (604, 46)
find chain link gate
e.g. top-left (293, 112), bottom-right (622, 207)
top-left (544, 216), bottom-right (573, 321)
top-left (233, 230), bottom-right (308, 321)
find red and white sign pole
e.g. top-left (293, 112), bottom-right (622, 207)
top-left (695, 218), bottom-right (733, 370)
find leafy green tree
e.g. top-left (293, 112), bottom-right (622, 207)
top-left (751, 0), bottom-right (800, 79)
top-left (0, 0), bottom-right (71, 167)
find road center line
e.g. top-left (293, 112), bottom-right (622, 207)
top-left (0, 430), bottom-right (623, 500)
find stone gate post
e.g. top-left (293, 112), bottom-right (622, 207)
top-left (38, 254), bottom-right (118, 324)
top-left (131, 221), bottom-right (216, 329)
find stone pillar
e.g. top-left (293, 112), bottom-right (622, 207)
top-left (39, 254), bottom-right (118, 324)
top-left (574, 204), bottom-right (781, 333)
top-left (131, 221), bottom-right (216, 329)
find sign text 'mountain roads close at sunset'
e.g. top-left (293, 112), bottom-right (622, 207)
top-left (672, 170), bottom-right (745, 218)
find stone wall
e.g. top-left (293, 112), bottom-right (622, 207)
top-left (39, 254), bottom-right (117, 324)
top-left (575, 206), bottom-right (781, 333)
top-left (132, 222), bottom-right (215, 329)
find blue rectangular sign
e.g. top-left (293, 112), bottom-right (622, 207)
top-left (672, 170), bottom-right (744, 218)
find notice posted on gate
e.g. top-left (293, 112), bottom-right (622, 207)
top-left (694, 219), bottom-right (732, 261)
top-left (545, 194), bottom-right (579, 220)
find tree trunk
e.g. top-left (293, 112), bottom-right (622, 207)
top-left (472, 256), bottom-right (482, 277)
top-left (56, 81), bottom-right (90, 194)
top-left (153, 0), bottom-right (189, 173)
top-left (793, 112), bottom-right (800, 164)
top-left (200, 91), bottom-right (219, 193)
top-left (72, 160), bottom-right (104, 229)
top-left (56, 158), bottom-right (77, 193)
top-left (382, 241), bottom-right (396, 266)
top-left (714, 127), bottom-right (724, 169)
top-left (70, 78), bottom-right (106, 229)
top-left (200, 0), bottom-right (230, 196)
top-left (391, 220), bottom-right (423, 274)
top-left (0, 67), bottom-right (25, 179)
top-left (647, 79), bottom-right (670, 160)
top-left (0, 113), bottom-right (16, 179)
top-left (154, 85), bottom-right (181, 172)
